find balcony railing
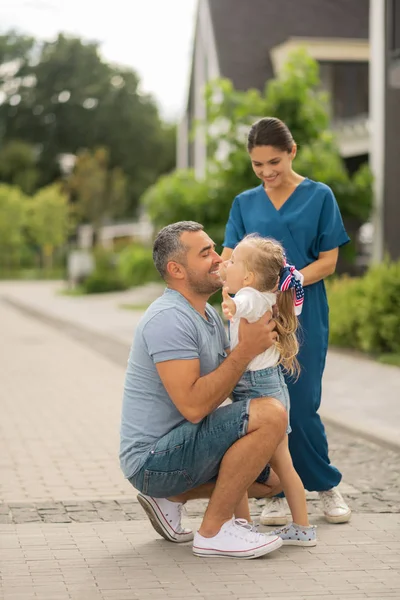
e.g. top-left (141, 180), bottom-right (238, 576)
top-left (332, 113), bottom-right (370, 158)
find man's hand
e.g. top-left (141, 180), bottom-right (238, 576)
top-left (221, 286), bottom-right (236, 321)
top-left (238, 311), bottom-right (278, 358)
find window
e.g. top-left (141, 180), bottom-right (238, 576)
top-left (390, 0), bottom-right (400, 55)
top-left (320, 62), bottom-right (369, 120)
top-left (389, 0), bottom-right (400, 87)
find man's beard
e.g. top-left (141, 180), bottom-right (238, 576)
top-left (185, 268), bottom-right (223, 295)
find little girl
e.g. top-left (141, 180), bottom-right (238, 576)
top-left (221, 234), bottom-right (316, 546)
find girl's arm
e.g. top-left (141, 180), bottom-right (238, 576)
top-left (300, 248), bottom-right (338, 286)
top-left (221, 247), bottom-right (233, 261)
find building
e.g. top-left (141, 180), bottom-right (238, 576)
top-left (76, 217), bottom-right (153, 250)
top-left (177, 0), bottom-right (370, 178)
top-left (370, 0), bottom-right (400, 261)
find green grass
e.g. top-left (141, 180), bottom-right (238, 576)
top-left (58, 286), bottom-right (86, 297)
top-left (377, 353), bottom-right (400, 367)
top-left (120, 303), bottom-right (151, 311)
top-left (0, 268), bottom-right (65, 280)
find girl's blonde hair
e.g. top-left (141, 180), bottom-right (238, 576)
top-left (240, 234), bottom-right (300, 378)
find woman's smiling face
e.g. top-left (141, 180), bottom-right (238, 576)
top-left (250, 145), bottom-right (296, 189)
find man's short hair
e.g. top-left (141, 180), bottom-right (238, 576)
top-left (153, 221), bottom-right (204, 279)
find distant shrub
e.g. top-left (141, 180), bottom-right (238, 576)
top-left (118, 244), bottom-right (160, 287)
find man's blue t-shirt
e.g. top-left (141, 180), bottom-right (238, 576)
top-left (119, 288), bottom-right (230, 479)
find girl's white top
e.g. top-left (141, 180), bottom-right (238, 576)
top-left (229, 287), bottom-right (280, 372)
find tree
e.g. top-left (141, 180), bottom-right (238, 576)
top-left (0, 184), bottom-right (27, 269)
top-left (0, 140), bottom-right (39, 194)
top-left (28, 183), bottom-right (70, 269)
top-left (67, 147), bottom-right (128, 242)
top-left (143, 49), bottom-right (373, 268)
top-left (0, 32), bottom-right (176, 214)
top-left (205, 49), bottom-right (329, 161)
top-left (143, 168), bottom-right (215, 232)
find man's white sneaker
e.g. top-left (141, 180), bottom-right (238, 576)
top-left (319, 488), bottom-right (351, 524)
top-left (137, 493), bottom-right (194, 543)
top-left (193, 518), bottom-right (283, 559)
top-left (259, 497), bottom-right (288, 526)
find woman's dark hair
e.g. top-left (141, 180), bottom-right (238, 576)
top-left (247, 117), bottom-right (294, 153)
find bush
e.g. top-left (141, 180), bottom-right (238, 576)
top-left (326, 276), bottom-right (365, 349)
top-left (141, 51), bottom-right (373, 263)
top-left (118, 244), bottom-right (161, 287)
top-left (357, 260), bottom-right (400, 354)
top-left (327, 259), bottom-right (400, 355)
top-left (82, 248), bottom-right (128, 294)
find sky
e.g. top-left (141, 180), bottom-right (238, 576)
top-left (0, 0), bottom-right (198, 120)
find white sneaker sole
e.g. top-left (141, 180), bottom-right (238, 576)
top-left (281, 539), bottom-right (317, 547)
top-left (324, 509), bottom-right (352, 524)
top-left (259, 514), bottom-right (288, 526)
top-left (137, 494), bottom-right (194, 543)
top-left (193, 534), bottom-right (283, 559)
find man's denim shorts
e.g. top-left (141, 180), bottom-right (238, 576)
top-left (232, 366), bottom-right (291, 434)
top-left (128, 398), bottom-right (270, 498)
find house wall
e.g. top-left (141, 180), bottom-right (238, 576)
top-left (180, 0), bottom-right (372, 175)
top-left (176, 0), bottom-right (220, 175)
top-left (176, 113), bottom-right (189, 170)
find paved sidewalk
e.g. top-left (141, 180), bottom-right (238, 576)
top-left (1, 280), bottom-right (399, 449)
top-left (1, 283), bottom-right (400, 599)
top-left (0, 301), bottom-right (132, 506)
top-left (1, 515), bottom-right (400, 600)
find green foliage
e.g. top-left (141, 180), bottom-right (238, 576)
top-left (0, 140), bottom-right (39, 194)
top-left (378, 354), bottom-right (400, 367)
top-left (67, 147), bottom-right (128, 232)
top-left (295, 135), bottom-right (373, 222)
top-left (264, 48), bottom-right (330, 146)
top-left (118, 244), bottom-right (161, 287)
top-left (0, 31), bottom-right (176, 215)
top-left (0, 184), bottom-right (27, 267)
top-left (326, 276), bottom-right (365, 349)
top-left (82, 248), bottom-right (128, 294)
top-left (27, 183), bottom-right (71, 269)
top-left (142, 49), bottom-right (373, 256)
top-left (28, 183), bottom-right (70, 248)
top-left (205, 49), bottom-right (329, 162)
top-left (356, 260), bottom-right (400, 354)
top-left (327, 260), bottom-right (400, 356)
top-left (143, 168), bottom-right (233, 246)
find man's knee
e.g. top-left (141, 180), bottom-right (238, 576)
top-left (248, 396), bottom-right (287, 437)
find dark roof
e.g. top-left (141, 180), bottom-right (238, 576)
top-left (207, 0), bottom-right (369, 91)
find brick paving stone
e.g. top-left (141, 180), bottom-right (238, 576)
top-left (1, 292), bottom-right (400, 517)
top-left (0, 517), bottom-right (398, 599)
top-left (1, 290), bottom-right (400, 599)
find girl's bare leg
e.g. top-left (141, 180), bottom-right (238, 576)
top-left (269, 435), bottom-right (309, 527)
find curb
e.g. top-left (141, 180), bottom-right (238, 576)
top-left (320, 411), bottom-right (400, 454)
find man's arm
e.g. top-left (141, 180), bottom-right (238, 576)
top-left (156, 313), bottom-right (277, 424)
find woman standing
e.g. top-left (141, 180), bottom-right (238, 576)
top-left (221, 117), bottom-right (351, 525)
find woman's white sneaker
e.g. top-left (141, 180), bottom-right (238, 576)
top-left (137, 493), bottom-right (194, 543)
top-left (319, 488), bottom-right (351, 524)
top-left (193, 518), bottom-right (283, 559)
top-left (259, 497), bottom-right (288, 526)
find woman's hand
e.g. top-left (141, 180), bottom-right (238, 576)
top-left (300, 248), bottom-right (338, 286)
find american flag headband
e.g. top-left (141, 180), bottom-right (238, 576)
top-left (278, 261), bottom-right (304, 316)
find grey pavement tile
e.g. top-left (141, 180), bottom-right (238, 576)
top-left (2, 297), bottom-right (400, 600)
top-left (2, 596), bottom-right (37, 600)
